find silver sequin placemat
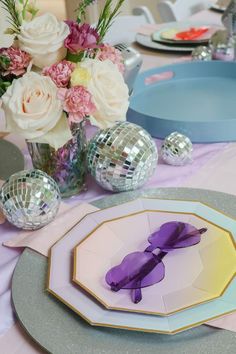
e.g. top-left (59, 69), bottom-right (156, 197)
top-left (12, 188), bottom-right (236, 354)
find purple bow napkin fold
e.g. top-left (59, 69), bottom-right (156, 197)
top-left (105, 221), bottom-right (207, 304)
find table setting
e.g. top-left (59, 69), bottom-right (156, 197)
top-left (1, 0), bottom-right (236, 353)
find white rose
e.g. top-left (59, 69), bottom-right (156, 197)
top-left (79, 59), bottom-right (129, 129)
top-left (18, 13), bottom-right (70, 68)
top-left (2, 72), bottom-right (71, 149)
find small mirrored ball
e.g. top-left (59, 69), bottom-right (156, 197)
top-left (161, 132), bottom-right (193, 166)
top-left (191, 46), bottom-right (212, 61)
top-left (0, 169), bottom-right (61, 230)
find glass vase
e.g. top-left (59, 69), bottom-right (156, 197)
top-left (27, 122), bottom-right (87, 198)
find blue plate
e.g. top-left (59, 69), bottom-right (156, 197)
top-left (127, 61), bottom-right (236, 142)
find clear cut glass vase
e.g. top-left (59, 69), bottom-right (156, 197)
top-left (27, 122), bottom-right (87, 198)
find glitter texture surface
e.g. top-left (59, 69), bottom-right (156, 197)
top-left (0, 169), bottom-right (61, 230)
top-left (87, 122), bottom-right (158, 192)
top-left (191, 46), bottom-right (212, 61)
top-left (161, 132), bottom-right (193, 166)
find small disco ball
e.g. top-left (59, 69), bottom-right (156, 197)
top-left (87, 122), bottom-right (158, 192)
top-left (161, 132), bottom-right (193, 166)
top-left (0, 169), bottom-right (61, 230)
top-left (191, 46), bottom-right (212, 61)
top-left (209, 30), bottom-right (235, 61)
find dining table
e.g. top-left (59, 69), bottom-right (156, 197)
top-left (1, 6), bottom-right (236, 354)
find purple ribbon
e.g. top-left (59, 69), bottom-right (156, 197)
top-left (105, 221), bottom-right (207, 304)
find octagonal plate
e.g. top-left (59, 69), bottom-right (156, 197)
top-left (73, 209), bottom-right (235, 316)
top-left (48, 198), bottom-right (236, 334)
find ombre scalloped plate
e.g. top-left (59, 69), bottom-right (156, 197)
top-left (48, 198), bottom-right (236, 334)
top-left (72, 207), bottom-right (236, 316)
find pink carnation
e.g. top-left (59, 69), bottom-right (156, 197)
top-left (58, 86), bottom-right (96, 123)
top-left (64, 21), bottom-right (100, 54)
top-left (95, 44), bottom-right (125, 74)
top-left (0, 46), bottom-right (31, 76)
top-left (42, 60), bottom-right (76, 88)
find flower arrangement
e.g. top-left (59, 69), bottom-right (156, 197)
top-left (0, 0), bottom-right (129, 197)
top-left (0, 0), bottom-right (129, 149)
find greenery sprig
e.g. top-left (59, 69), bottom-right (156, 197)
top-left (0, 0), bottom-right (39, 34)
top-left (76, 0), bottom-right (96, 23)
top-left (18, 0), bottom-right (39, 21)
top-left (0, 0), bottom-right (21, 33)
top-left (96, 0), bottom-right (126, 41)
top-left (75, 0), bottom-right (126, 41)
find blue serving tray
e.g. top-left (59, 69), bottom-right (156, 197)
top-left (127, 61), bottom-right (236, 142)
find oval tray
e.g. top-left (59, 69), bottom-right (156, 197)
top-left (127, 61), bottom-right (236, 142)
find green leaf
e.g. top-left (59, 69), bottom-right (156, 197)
top-left (66, 51), bottom-right (85, 63)
top-left (0, 76), bottom-right (11, 97)
top-left (0, 55), bottom-right (11, 71)
top-left (96, 0), bottom-right (126, 41)
top-left (4, 27), bottom-right (16, 34)
top-left (0, 0), bottom-right (22, 31)
top-left (76, 0), bottom-right (96, 23)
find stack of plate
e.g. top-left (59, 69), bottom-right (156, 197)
top-left (47, 197), bottom-right (236, 335)
top-left (136, 21), bottom-right (221, 53)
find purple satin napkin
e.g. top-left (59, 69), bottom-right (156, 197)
top-left (105, 221), bottom-right (207, 303)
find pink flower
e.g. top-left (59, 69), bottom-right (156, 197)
top-left (58, 86), bottom-right (96, 123)
top-left (95, 44), bottom-right (125, 74)
top-left (0, 46), bottom-right (31, 76)
top-left (64, 21), bottom-right (100, 54)
top-left (42, 60), bottom-right (76, 88)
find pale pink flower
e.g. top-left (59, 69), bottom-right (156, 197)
top-left (0, 46), bottom-right (31, 76)
top-left (58, 86), bottom-right (96, 123)
top-left (42, 60), bottom-right (76, 88)
top-left (95, 44), bottom-right (125, 74)
top-left (64, 21), bottom-right (100, 54)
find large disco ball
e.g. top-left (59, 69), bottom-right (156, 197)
top-left (87, 122), bottom-right (158, 192)
top-left (0, 169), bottom-right (61, 230)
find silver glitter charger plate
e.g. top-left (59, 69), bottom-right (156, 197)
top-left (12, 187), bottom-right (236, 354)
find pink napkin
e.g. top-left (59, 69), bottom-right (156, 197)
top-left (207, 312), bottom-right (236, 332)
top-left (4, 202), bottom-right (98, 256)
top-left (183, 143), bottom-right (236, 196)
top-left (137, 23), bottom-right (160, 36)
top-left (0, 323), bottom-right (44, 353)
